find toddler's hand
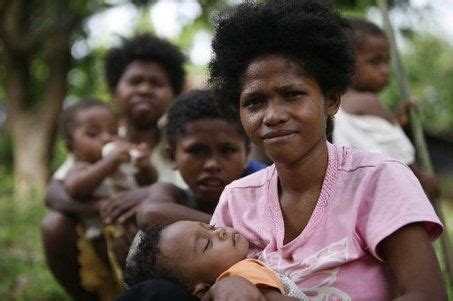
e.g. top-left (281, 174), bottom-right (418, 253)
top-left (105, 141), bottom-right (131, 165)
top-left (394, 100), bottom-right (418, 127)
top-left (133, 143), bottom-right (151, 169)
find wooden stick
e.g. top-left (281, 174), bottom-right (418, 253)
top-left (377, 0), bottom-right (453, 287)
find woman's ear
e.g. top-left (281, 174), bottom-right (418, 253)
top-left (192, 283), bottom-right (210, 299)
top-left (326, 93), bottom-right (341, 117)
top-left (165, 145), bottom-right (178, 170)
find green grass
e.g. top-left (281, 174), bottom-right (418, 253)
top-left (0, 171), bottom-right (69, 301)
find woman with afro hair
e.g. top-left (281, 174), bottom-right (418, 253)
top-left (207, 0), bottom-right (445, 300)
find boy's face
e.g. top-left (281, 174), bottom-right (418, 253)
top-left (239, 55), bottom-right (339, 165)
top-left (168, 118), bottom-right (248, 206)
top-left (158, 221), bottom-right (249, 290)
top-left (352, 35), bottom-right (390, 93)
top-left (69, 106), bottom-right (118, 163)
top-left (114, 60), bottom-right (174, 128)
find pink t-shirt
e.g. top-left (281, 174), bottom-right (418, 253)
top-left (211, 142), bottom-right (442, 300)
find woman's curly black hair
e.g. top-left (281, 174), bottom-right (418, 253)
top-left (208, 0), bottom-right (355, 114)
top-left (105, 34), bottom-right (186, 95)
top-left (165, 89), bottom-right (249, 150)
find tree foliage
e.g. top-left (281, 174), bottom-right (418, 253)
top-left (381, 35), bottom-right (453, 135)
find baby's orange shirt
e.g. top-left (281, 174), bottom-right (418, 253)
top-left (216, 258), bottom-right (284, 294)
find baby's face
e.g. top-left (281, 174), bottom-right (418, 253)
top-left (70, 106), bottom-right (118, 163)
top-left (158, 221), bottom-right (249, 286)
top-left (352, 35), bottom-right (390, 93)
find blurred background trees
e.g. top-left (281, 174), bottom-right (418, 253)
top-left (0, 0), bottom-right (452, 299)
top-left (0, 0), bottom-right (452, 198)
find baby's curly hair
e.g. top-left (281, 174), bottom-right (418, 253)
top-left (209, 0), bottom-right (355, 114)
top-left (105, 34), bottom-right (186, 95)
top-left (165, 89), bottom-right (249, 150)
top-left (124, 225), bottom-right (190, 290)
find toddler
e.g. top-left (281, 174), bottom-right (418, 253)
top-left (61, 100), bottom-right (153, 239)
top-left (332, 18), bottom-right (439, 197)
top-left (124, 221), bottom-right (306, 300)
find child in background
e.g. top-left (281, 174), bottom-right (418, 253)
top-left (59, 100), bottom-right (155, 299)
top-left (123, 221), bottom-right (306, 300)
top-left (136, 90), bottom-right (266, 228)
top-left (332, 18), bottom-right (440, 198)
top-left (207, 1), bottom-right (445, 300)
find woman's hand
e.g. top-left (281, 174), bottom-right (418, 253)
top-left (202, 276), bottom-right (266, 301)
top-left (100, 186), bottom-right (150, 224)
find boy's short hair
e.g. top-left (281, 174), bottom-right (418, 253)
top-left (104, 34), bottom-right (186, 95)
top-left (124, 225), bottom-right (189, 290)
top-left (208, 0), bottom-right (355, 115)
top-left (59, 99), bottom-right (110, 141)
top-left (164, 89), bottom-right (250, 150)
top-left (347, 18), bottom-right (386, 50)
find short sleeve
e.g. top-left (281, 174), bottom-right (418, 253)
top-left (356, 161), bottom-right (443, 261)
top-left (216, 259), bottom-right (285, 294)
top-left (210, 187), bottom-right (233, 227)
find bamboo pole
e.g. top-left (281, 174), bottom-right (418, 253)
top-left (376, 0), bottom-right (453, 287)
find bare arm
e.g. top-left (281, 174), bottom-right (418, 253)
top-left (378, 222), bottom-right (446, 300)
top-left (342, 91), bottom-right (394, 123)
top-left (136, 182), bottom-right (211, 228)
top-left (134, 164), bottom-right (158, 186)
top-left (44, 178), bottom-right (102, 215)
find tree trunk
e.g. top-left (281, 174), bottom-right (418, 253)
top-left (1, 0), bottom-right (71, 200)
top-left (11, 112), bottom-right (52, 199)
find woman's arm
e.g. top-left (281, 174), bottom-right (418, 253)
top-left (378, 222), bottom-right (446, 300)
top-left (134, 163), bottom-right (158, 186)
top-left (44, 178), bottom-right (102, 215)
top-left (136, 182), bottom-right (211, 228)
top-left (138, 202), bottom-right (211, 228)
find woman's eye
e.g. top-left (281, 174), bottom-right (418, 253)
top-left (284, 91), bottom-right (304, 99)
top-left (128, 76), bottom-right (143, 85)
top-left (210, 224), bottom-right (216, 230)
